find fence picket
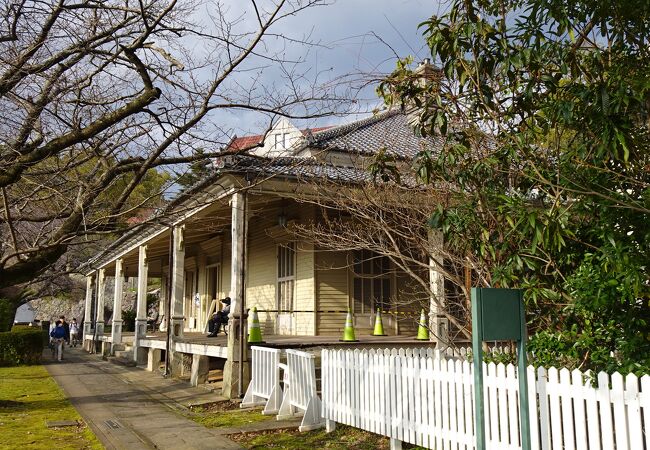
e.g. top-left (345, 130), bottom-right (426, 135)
top-left (390, 349), bottom-right (399, 439)
top-left (611, 372), bottom-right (629, 450)
top-left (527, 366), bottom-right (540, 450)
top-left (454, 359), bottom-right (466, 450)
top-left (463, 360), bottom-right (474, 450)
top-left (547, 367), bottom-right (563, 450)
top-left (640, 375), bottom-right (650, 450)
top-left (414, 353), bottom-right (424, 446)
top-left (537, 366), bottom-right (551, 450)
top-left (487, 362), bottom-right (499, 445)
top-left (597, 371), bottom-right (615, 450)
top-left (624, 373), bottom-right (642, 450)
top-left (434, 354), bottom-right (444, 450)
top-left (506, 364), bottom-right (519, 447)
top-left (583, 371), bottom-right (601, 450)
top-left (570, 369), bottom-right (587, 450)
top-left (559, 368), bottom-right (575, 450)
top-left (497, 363), bottom-right (509, 446)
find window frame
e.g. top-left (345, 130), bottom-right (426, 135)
top-left (351, 249), bottom-right (392, 315)
top-left (277, 242), bottom-right (296, 313)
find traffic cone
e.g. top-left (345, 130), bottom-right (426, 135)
top-left (415, 309), bottom-right (430, 340)
top-left (372, 309), bottom-right (387, 336)
top-left (248, 307), bottom-right (264, 343)
top-left (340, 309), bottom-right (359, 342)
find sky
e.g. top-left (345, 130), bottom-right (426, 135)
top-left (197, 0), bottom-right (447, 137)
top-left (161, 0), bottom-right (447, 195)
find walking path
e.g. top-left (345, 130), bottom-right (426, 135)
top-left (45, 347), bottom-right (243, 450)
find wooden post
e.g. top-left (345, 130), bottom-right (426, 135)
top-left (133, 245), bottom-right (149, 364)
top-left (95, 268), bottom-right (106, 339)
top-left (169, 225), bottom-right (186, 376)
top-left (223, 191), bottom-right (249, 398)
top-left (471, 288), bottom-right (486, 450)
top-left (83, 275), bottom-right (94, 349)
top-left (111, 258), bottom-right (124, 354)
top-left (159, 274), bottom-right (167, 331)
top-left (428, 229), bottom-right (448, 349)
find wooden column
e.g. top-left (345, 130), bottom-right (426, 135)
top-left (83, 275), bottom-right (94, 335)
top-left (169, 225), bottom-right (186, 376)
top-left (133, 245), bottom-right (149, 364)
top-left (428, 229), bottom-right (448, 349)
top-left (223, 191), bottom-right (249, 398)
top-left (159, 274), bottom-right (167, 331)
top-left (111, 258), bottom-right (124, 354)
top-left (95, 268), bottom-right (106, 338)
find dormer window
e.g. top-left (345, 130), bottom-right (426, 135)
top-left (273, 133), bottom-right (291, 150)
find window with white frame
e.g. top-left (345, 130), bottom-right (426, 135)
top-left (352, 249), bottom-right (391, 314)
top-left (273, 132), bottom-right (291, 150)
top-left (277, 243), bottom-right (296, 312)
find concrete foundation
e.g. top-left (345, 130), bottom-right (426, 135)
top-left (190, 354), bottom-right (210, 386)
top-left (222, 318), bottom-right (250, 398)
top-left (147, 348), bottom-right (162, 372)
top-left (101, 341), bottom-right (111, 356)
top-left (135, 346), bottom-right (148, 366)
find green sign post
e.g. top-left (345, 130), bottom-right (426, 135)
top-left (471, 287), bottom-right (531, 450)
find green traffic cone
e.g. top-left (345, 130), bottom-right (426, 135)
top-left (248, 307), bottom-right (264, 343)
top-left (340, 309), bottom-right (359, 342)
top-left (415, 309), bottom-right (429, 340)
top-left (372, 309), bottom-right (387, 336)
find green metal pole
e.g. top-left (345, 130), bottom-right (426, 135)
top-left (471, 288), bottom-right (486, 450)
top-left (518, 292), bottom-right (532, 450)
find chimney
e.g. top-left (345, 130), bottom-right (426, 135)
top-left (406, 59), bottom-right (443, 127)
top-left (414, 58), bottom-right (442, 88)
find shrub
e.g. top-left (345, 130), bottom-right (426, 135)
top-left (122, 309), bottom-right (136, 332)
top-left (0, 328), bottom-right (44, 366)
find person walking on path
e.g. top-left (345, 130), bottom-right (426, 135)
top-left (50, 320), bottom-right (66, 361)
top-left (69, 318), bottom-right (80, 347)
top-left (59, 315), bottom-right (70, 346)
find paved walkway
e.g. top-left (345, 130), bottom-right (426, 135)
top-left (45, 347), bottom-right (243, 450)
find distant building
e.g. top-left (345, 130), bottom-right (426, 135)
top-left (14, 303), bottom-right (36, 325)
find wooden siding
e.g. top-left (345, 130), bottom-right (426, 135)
top-left (295, 242), bottom-right (315, 335)
top-left (245, 215), bottom-right (277, 335)
top-left (315, 250), bottom-right (349, 335)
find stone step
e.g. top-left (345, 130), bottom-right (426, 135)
top-left (114, 349), bottom-right (133, 359)
top-left (109, 355), bottom-right (137, 367)
top-left (111, 343), bottom-right (126, 352)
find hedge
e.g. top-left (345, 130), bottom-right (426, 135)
top-left (0, 328), bottom-right (45, 366)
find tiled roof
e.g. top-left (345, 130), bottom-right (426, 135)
top-left (303, 109), bottom-right (441, 159)
top-left (221, 155), bottom-right (372, 184)
top-left (227, 134), bottom-right (264, 150)
top-left (225, 127), bottom-right (332, 152)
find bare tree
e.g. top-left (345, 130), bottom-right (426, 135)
top-left (287, 174), bottom-right (475, 343)
top-left (0, 0), bottom-right (340, 322)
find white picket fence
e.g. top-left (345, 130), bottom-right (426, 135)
top-left (241, 346), bottom-right (283, 414)
top-left (321, 348), bottom-right (650, 450)
top-left (277, 348), bottom-right (325, 431)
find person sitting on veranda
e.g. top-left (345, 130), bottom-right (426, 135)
top-left (147, 310), bottom-right (159, 331)
top-left (207, 297), bottom-right (231, 337)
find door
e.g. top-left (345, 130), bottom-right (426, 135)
top-left (205, 265), bottom-right (220, 331)
top-left (352, 250), bottom-right (391, 328)
top-left (277, 243), bottom-right (296, 335)
top-left (183, 271), bottom-right (196, 330)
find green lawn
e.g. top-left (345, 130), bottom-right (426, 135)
top-left (0, 365), bottom-right (102, 450)
top-left (188, 402), bottom-right (273, 428)
top-left (186, 400), bottom-right (427, 450)
top-left (230, 424), bottom-right (428, 449)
